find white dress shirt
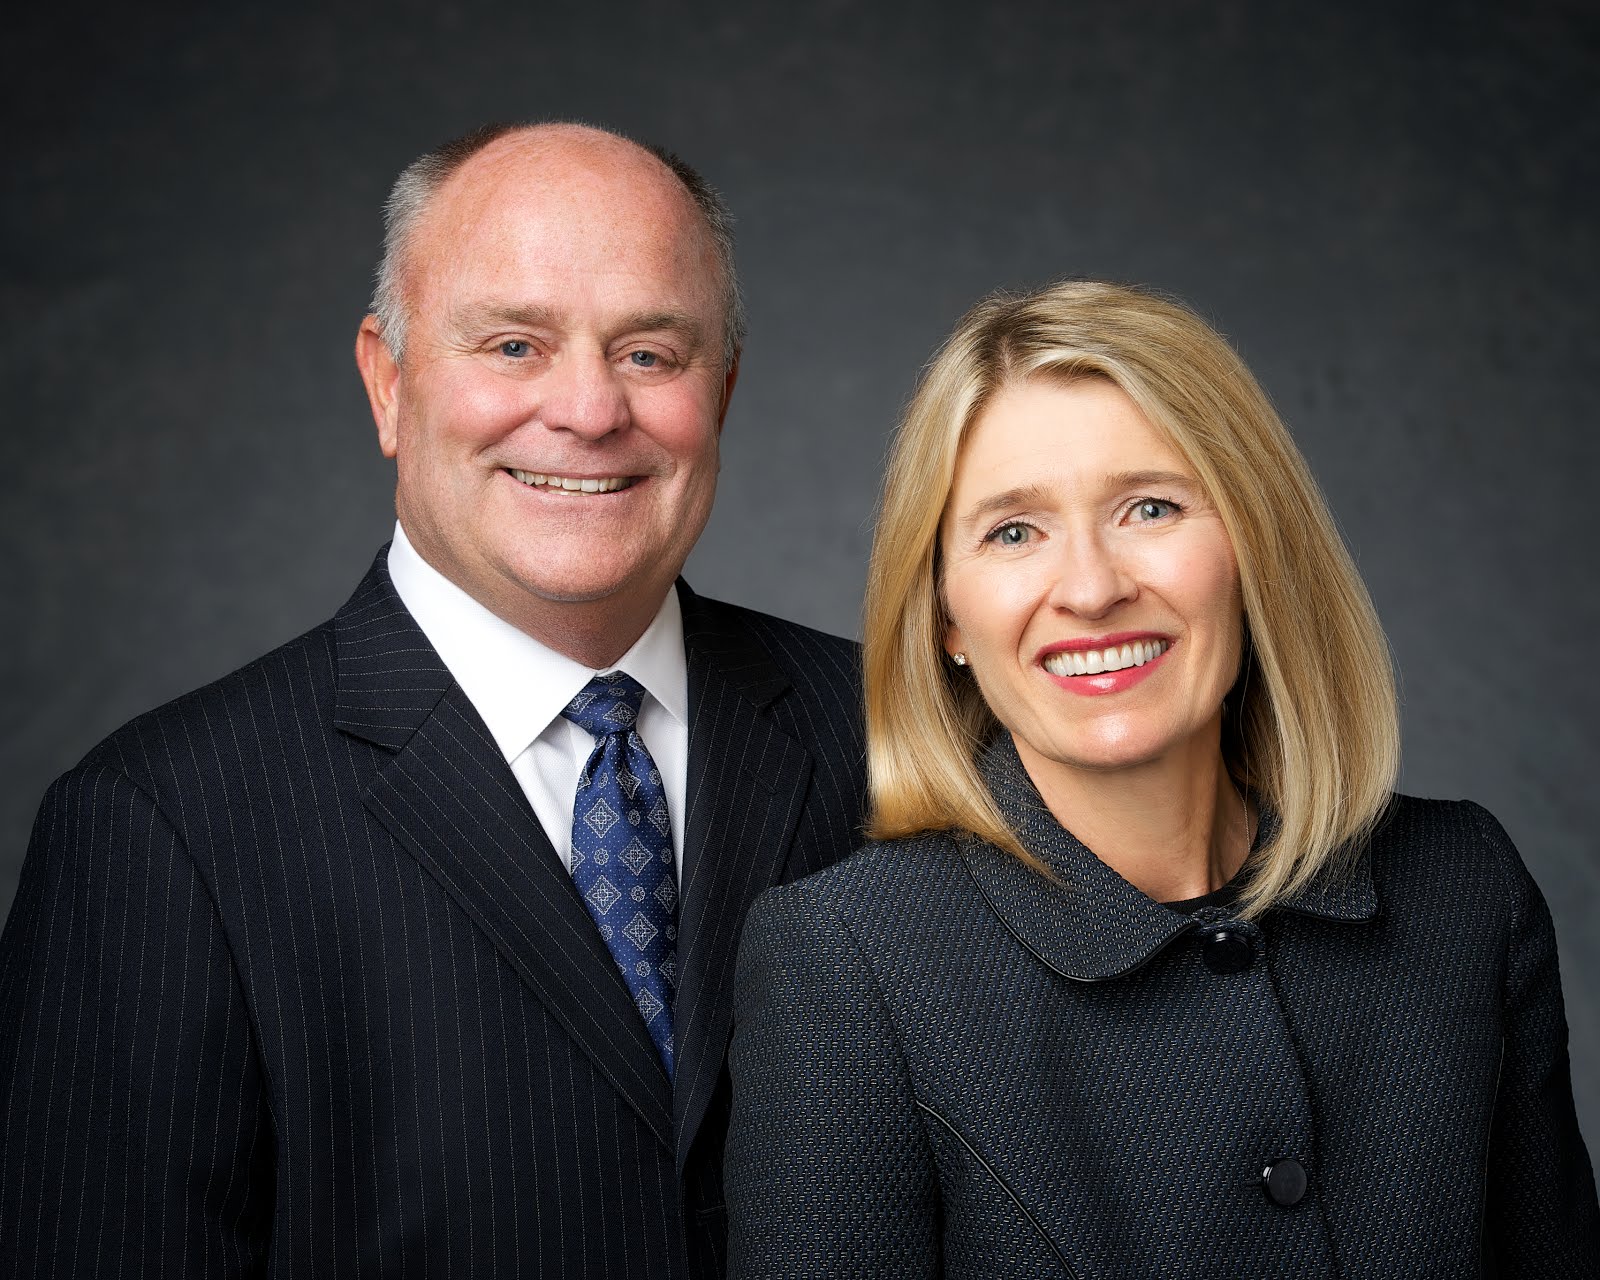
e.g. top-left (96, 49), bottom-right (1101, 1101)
top-left (386, 522), bottom-right (689, 882)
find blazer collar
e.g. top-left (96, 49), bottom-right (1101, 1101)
top-left (962, 736), bottom-right (1376, 983)
top-left (332, 545), bottom-right (455, 751)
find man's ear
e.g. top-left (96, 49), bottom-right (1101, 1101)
top-left (715, 350), bottom-right (741, 433)
top-left (355, 317), bottom-right (402, 457)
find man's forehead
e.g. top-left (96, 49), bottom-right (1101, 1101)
top-left (410, 134), bottom-right (711, 279)
top-left (438, 127), bottom-right (690, 231)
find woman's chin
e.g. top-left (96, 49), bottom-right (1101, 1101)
top-left (1013, 730), bottom-right (1177, 778)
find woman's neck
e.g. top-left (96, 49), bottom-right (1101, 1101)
top-left (1012, 724), bottom-right (1251, 903)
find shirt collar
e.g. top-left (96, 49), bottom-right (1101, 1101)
top-left (961, 734), bottom-right (1376, 983)
top-left (386, 522), bottom-right (688, 763)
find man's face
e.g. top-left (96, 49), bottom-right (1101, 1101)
top-left (360, 131), bottom-right (734, 642)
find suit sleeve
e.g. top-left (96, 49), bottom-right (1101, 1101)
top-left (1469, 804), bottom-right (1600, 1275)
top-left (725, 878), bottom-right (939, 1278)
top-left (0, 763), bottom-right (272, 1278)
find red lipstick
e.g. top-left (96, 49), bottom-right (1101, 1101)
top-left (1037, 632), bottom-right (1172, 697)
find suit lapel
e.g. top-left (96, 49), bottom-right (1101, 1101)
top-left (333, 552), bottom-right (673, 1148)
top-left (671, 585), bottom-right (813, 1168)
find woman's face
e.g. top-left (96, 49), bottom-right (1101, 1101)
top-left (940, 376), bottom-right (1243, 778)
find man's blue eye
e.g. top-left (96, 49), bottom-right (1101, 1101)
top-left (500, 341), bottom-right (530, 358)
top-left (630, 350), bottom-right (659, 368)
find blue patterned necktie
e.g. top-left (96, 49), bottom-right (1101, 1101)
top-left (561, 672), bottom-right (678, 1076)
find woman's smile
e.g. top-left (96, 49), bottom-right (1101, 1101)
top-left (1038, 634), bottom-right (1173, 694)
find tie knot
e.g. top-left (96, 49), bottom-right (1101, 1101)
top-left (561, 672), bottom-right (648, 739)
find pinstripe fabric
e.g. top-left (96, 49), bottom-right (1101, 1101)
top-left (726, 735), bottom-right (1600, 1278)
top-left (0, 547), bottom-right (866, 1278)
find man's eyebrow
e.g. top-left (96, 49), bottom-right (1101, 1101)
top-left (620, 311), bottom-right (702, 338)
top-left (447, 302), bottom-right (560, 335)
top-left (446, 302), bottom-right (705, 344)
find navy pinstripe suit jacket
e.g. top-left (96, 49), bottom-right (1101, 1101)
top-left (0, 548), bottom-right (867, 1278)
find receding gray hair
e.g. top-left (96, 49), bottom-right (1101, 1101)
top-left (369, 121), bottom-right (747, 370)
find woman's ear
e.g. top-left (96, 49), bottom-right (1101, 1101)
top-left (944, 619), bottom-right (966, 664)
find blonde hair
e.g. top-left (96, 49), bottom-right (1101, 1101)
top-left (863, 280), bottom-right (1399, 915)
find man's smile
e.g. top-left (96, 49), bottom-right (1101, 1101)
top-left (506, 467), bottom-right (641, 494)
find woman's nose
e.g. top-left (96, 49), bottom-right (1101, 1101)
top-left (1046, 533), bottom-right (1137, 619)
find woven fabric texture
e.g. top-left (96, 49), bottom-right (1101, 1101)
top-left (726, 734), bottom-right (1600, 1279)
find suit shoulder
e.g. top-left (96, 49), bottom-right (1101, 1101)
top-left (72, 618), bottom-right (340, 792)
top-left (689, 594), bottom-right (859, 676)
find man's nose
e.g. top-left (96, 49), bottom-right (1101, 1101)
top-left (539, 349), bottom-right (631, 439)
top-left (1046, 531), bottom-right (1137, 619)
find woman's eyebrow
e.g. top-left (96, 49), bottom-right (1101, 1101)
top-left (959, 483), bottom-right (1057, 527)
top-left (1104, 469), bottom-right (1195, 491)
top-left (956, 470), bottom-right (1202, 530)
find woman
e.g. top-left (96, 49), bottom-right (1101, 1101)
top-left (724, 281), bottom-right (1598, 1277)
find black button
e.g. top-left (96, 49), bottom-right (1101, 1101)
top-left (1201, 927), bottom-right (1253, 974)
top-left (1262, 1158), bottom-right (1308, 1206)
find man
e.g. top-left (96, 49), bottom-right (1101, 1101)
top-left (0, 123), bottom-right (865, 1277)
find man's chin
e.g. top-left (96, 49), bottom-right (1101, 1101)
top-left (497, 559), bottom-right (670, 610)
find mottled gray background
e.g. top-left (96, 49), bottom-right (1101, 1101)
top-left (5, 2), bottom-right (1597, 1151)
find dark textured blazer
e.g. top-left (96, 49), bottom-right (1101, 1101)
top-left (0, 548), bottom-right (867, 1278)
top-left (726, 735), bottom-right (1600, 1278)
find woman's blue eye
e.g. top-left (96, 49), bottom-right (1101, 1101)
top-left (992, 523), bottom-right (1031, 546)
top-left (1133, 499), bottom-right (1178, 521)
top-left (500, 340), bottom-right (530, 358)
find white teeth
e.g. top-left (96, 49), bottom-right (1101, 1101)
top-left (1043, 639), bottom-right (1170, 678)
top-left (508, 469), bottom-right (634, 494)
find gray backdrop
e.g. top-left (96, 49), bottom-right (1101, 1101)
top-left (6, 2), bottom-right (1597, 1152)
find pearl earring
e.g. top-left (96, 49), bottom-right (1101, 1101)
top-left (952, 653), bottom-right (968, 666)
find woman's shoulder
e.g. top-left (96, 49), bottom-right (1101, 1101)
top-left (1365, 793), bottom-right (1541, 925)
top-left (744, 829), bottom-right (976, 954)
top-left (1371, 793), bottom-right (1524, 865)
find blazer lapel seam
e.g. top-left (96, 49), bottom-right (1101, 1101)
top-left (916, 1100), bottom-right (1080, 1278)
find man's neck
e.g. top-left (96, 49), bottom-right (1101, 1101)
top-left (501, 593), bottom-right (667, 670)
top-left (390, 522), bottom-right (678, 671)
